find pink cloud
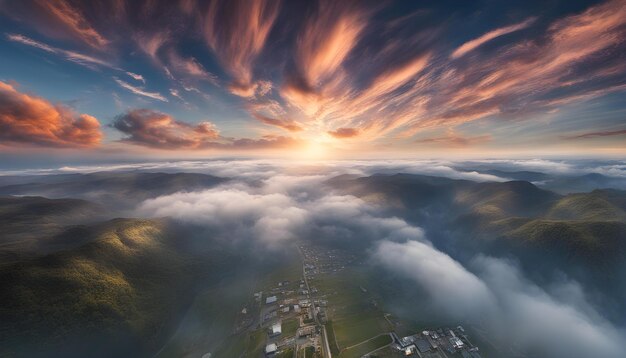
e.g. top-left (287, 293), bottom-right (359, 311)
top-left (203, 0), bottom-right (280, 96)
top-left (0, 81), bottom-right (102, 148)
top-left (112, 109), bottom-right (220, 149)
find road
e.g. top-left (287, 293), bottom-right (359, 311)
top-left (299, 246), bottom-right (332, 358)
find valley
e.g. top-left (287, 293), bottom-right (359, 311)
top-left (1, 167), bottom-right (625, 358)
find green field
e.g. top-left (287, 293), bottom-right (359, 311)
top-left (310, 268), bottom-right (391, 349)
top-left (282, 317), bottom-right (300, 337)
top-left (338, 334), bottom-right (392, 358)
top-left (325, 321), bottom-right (340, 356)
top-left (245, 329), bottom-right (266, 358)
top-left (213, 334), bottom-right (247, 358)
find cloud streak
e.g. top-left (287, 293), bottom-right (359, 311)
top-left (564, 129), bottom-right (626, 140)
top-left (114, 78), bottom-right (168, 102)
top-left (203, 0), bottom-right (280, 97)
top-left (450, 17), bottom-right (536, 59)
top-left (2, 0), bottom-right (108, 49)
top-left (8, 33), bottom-right (145, 83)
top-left (252, 113), bottom-right (303, 132)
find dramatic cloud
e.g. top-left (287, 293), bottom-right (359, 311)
top-left (403, 0), bottom-right (626, 134)
top-left (112, 109), bottom-right (219, 149)
top-left (166, 50), bottom-right (218, 84)
top-left (203, 0), bottom-right (280, 96)
top-left (252, 113), bottom-right (303, 132)
top-left (2, 0), bottom-right (626, 153)
top-left (2, 0), bottom-right (108, 49)
top-left (276, 0), bottom-right (626, 144)
top-left (114, 78), bottom-right (168, 102)
top-left (111, 109), bottom-right (302, 151)
top-left (328, 128), bottom-right (359, 139)
top-left (450, 17), bottom-right (536, 59)
top-left (282, 0), bottom-right (370, 116)
top-left (0, 81), bottom-right (101, 147)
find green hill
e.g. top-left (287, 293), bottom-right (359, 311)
top-left (457, 180), bottom-right (559, 219)
top-left (0, 218), bottom-right (194, 358)
top-left (546, 190), bottom-right (626, 221)
top-left (0, 196), bottom-right (104, 261)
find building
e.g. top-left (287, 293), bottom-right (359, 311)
top-left (270, 323), bottom-right (282, 336)
top-left (266, 296), bottom-right (277, 304)
top-left (450, 336), bottom-right (464, 349)
top-left (298, 325), bottom-right (316, 337)
top-left (265, 343), bottom-right (277, 356)
top-left (404, 345), bottom-right (416, 356)
top-left (415, 338), bottom-right (431, 353)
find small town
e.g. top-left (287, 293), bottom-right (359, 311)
top-left (229, 244), bottom-right (485, 358)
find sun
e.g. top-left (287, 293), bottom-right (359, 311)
top-left (296, 137), bottom-right (334, 160)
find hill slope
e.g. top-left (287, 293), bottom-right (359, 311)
top-left (0, 172), bottom-right (227, 209)
top-left (0, 196), bottom-right (104, 260)
top-left (329, 174), bottom-right (626, 277)
top-left (0, 218), bottom-right (194, 358)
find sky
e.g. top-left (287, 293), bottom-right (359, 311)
top-left (0, 0), bottom-right (625, 164)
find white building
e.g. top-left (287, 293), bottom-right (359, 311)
top-left (266, 296), bottom-right (277, 304)
top-left (265, 343), bottom-right (277, 355)
top-left (271, 323), bottom-right (282, 336)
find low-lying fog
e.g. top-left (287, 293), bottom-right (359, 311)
top-left (129, 159), bottom-right (626, 358)
top-left (4, 158), bottom-right (626, 357)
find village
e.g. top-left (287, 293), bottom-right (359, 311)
top-left (228, 243), bottom-right (485, 358)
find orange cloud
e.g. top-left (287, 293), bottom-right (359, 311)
top-left (282, 0), bottom-right (370, 114)
top-left (112, 109), bottom-right (303, 151)
top-left (3, 0), bottom-right (108, 49)
top-left (112, 109), bottom-right (220, 149)
top-left (167, 50), bottom-right (218, 84)
top-left (135, 31), bottom-right (169, 62)
top-left (402, 0), bottom-right (626, 135)
top-left (295, 0), bottom-right (368, 88)
top-left (450, 17), bottom-right (536, 59)
top-left (203, 0), bottom-right (280, 97)
top-left (38, 0), bottom-right (108, 48)
top-left (328, 127), bottom-right (359, 138)
top-left (252, 114), bottom-right (303, 132)
top-left (0, 81), bottom-right (101, 148)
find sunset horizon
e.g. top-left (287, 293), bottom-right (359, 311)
top-left (1, 1), bottom-right (626, 358)
top-left (2, 0), bottom-right (625, 163)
